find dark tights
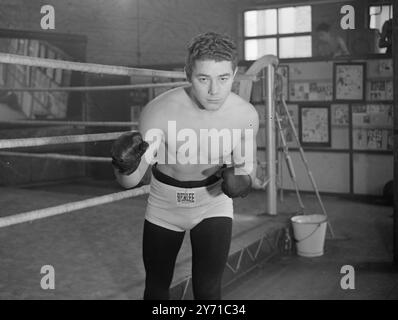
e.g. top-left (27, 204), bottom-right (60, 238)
top-left (143, 217), bottom-right (232, 300)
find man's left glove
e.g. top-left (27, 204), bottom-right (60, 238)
top-left (220, 167), bottom-right (252, 198)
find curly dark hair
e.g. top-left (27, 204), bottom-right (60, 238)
top-left (316, 23), bottom-right (331, 32)
top-left (185, 32), bottom-right (238, 80)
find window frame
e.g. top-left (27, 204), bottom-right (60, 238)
top-left (242, 4), bottom-right (313, 60)
top-left (368, 3), bottom-right (393, 30)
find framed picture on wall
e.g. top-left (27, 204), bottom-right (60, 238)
top-left (368, 79), bottom-right (393, 101)
top-left (299, 105), bottom-right (331, 147)
top-left (333, 62), bottom-right (366, 101)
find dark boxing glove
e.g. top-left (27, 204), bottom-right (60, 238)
top-left (111, 131), bottom-right (149, 175)
top-left (221, 167), bottom-right (252, 198)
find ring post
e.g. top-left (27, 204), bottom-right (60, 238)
top-left (265, 65), bottom-right (277, 215)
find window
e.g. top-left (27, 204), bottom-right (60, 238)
top-left (243, 5), bottom-right (312, 60)
top-left (369, 4), bottom-right (393, 31)
top-left (369, 4), bottom-right (393, 54)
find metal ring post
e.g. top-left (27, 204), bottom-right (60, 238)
top-left (265, 65), bottom-right (277, 215)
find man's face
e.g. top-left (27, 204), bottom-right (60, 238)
top-left (189, 59), bottom-right (236, 111)
top-left (317, 31), bottom-right (330, 42)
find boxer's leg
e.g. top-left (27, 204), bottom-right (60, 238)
top-left (143, 220), bottom-right (185, 300)
top-left (190, 217), bottom-right (232, 300)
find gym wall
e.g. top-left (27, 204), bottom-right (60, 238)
top-left (0, 0), bottom-right (238, 66)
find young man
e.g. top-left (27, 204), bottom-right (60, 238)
top-left (315, 23), bottom-right (350, 57)
top-left (112, 32), bottom-right (260, 300)
top-left (378, 18), bottom-right (392, 55)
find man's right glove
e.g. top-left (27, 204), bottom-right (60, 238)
top-left (111, 132), bottom-right (149, 175)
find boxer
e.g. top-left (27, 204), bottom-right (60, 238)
top-left (112, 32), bottom-right (266, 300)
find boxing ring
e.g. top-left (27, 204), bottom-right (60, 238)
top-left (0, 52), bottom-right (279, 228)
top-left (0, 52), bottom-right (288, 299)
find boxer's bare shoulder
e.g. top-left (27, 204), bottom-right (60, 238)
top-left (226, 92), bottom-right (259, 131)
top-left (139, 87), bottom-right (186, 134)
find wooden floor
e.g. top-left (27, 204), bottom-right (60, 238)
top-left (224, 196), bottom-right (397, 300)
top-left (0, 178), bottom-right (288, 299)
top-left (0, 178), bottom-right (395, 300)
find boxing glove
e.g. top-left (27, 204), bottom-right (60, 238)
top-left (111, 131), bottom-right (149, 175)
top-left (221, 166), bottom-right (252, 198)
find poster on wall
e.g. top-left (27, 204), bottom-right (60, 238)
top-left (353, 128), bottom-right (391, 150)
top-left (368, 79), bottom-right (393, 101)
top-left (289, 81), bottom-right (333, 101)
top-left (309, 82), bottom-right (333, 101)
top-left (299, 106), bottom-right (331, 147)
top-left (369, 80), bottom-right (386, 100)
top-left (352, 103), bottom-right (393, 127)
top-left (334, 63), bottom-right (366, 101)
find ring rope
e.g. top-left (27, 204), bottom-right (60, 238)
top-left (0, 55), bottom-right (275, 230)
top-left (0, 151), bottom-right (110, 162)
top-left (0, 131), bottom-right (128, 149)
top-left (0, 120), bottom-right (138, 127)
top-left (0, 53), bottom-right (258, 82)
top-left (1, 120), bottom-right (265, 127)
top-left (0, 81), bottom-right (190, 92)
top-left (0, 185), bottom-right (150, 228)
top-left (0, 53), bottom-right (186, 79)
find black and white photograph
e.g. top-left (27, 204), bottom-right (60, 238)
top-left (334, 62), bottom-right (366, 101)
top-left (299, 105), bottom-right (331, 146)
top-left (0, 0), bottom-right (397, 309)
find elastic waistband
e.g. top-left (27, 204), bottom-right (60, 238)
top-left (152, 165), bottom-right (221, 188)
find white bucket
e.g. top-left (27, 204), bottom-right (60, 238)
top-left (291, 214), bottom-right (327, 257)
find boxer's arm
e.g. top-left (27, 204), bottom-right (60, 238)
top-left (220, 108), bottom-right (259, 198)
top-left (336, 37), bottom-right (350, 56)
top-left (114, 157), bottom-right (147, 189)
top-left (115, 102), bottom-right (164, 189)
top-left (114, 136), bottom-right (160, 188)
top-left (232, 106), bottom-right (259, 183)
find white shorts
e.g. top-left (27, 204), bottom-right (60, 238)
top-left (145, 168), bottom-right (233, 232)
